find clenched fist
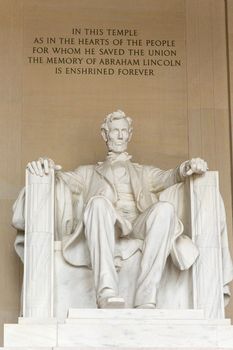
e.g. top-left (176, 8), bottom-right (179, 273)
top-left (181, 158), bottom-right (208, 177)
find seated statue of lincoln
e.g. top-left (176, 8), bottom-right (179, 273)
top-left (25, 110), bottom-right (208, 309)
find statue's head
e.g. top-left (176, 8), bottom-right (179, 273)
top-left (101, 110), bottom-right (133, 153)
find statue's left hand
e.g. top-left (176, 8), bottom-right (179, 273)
top-left (182, 158), bottom-right (208, 177)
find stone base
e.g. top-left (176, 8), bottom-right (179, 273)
top-left (3, 309), bottom-right (233, 348)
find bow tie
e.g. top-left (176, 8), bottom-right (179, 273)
top-left (106, 152), bottom-right (132, 163)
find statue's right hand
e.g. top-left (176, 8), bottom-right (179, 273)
top-left (26, 157), bottom-right (62, 176)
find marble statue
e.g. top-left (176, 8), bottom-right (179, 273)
top-left (15, 110), bottom-right (212, 309)
top-left (8, 110), bottom-right (233, 348)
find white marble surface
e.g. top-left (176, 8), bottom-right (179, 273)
top-left (58, 323), bottom-right (217, 347)
top-left (65, 318), bottom-right (231, 325)
top-left (190, 172), bottom-right (225, 319)
top-left (23, 170), bottom-right (54, 318)
top-left (67, 308), bottom-right (205, 319)
top-left (4, 309), bottom-right (233, 348)
top-left (18, 317), bottom-right (57, 324)
top-left (217, 325), bottom-right (233, 346)
top-left (4, 324), bottom-right (57, 347)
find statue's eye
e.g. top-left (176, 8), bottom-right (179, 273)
top-left (109, 129), bottom-right (118, 136)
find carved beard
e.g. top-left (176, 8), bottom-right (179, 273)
top-left (106, 140), bottom-right (128, 153)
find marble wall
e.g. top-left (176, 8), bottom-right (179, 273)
top-left (224, 0), bottom-right (233, 317)
top-left (227, 0), bottom-right (233, 200)
top-left (0, 0), bottom-right (24, 344)
top-left (0, 0), bottom-right (232, 344)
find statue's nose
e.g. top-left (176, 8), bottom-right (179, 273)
top-left (118, 131), bottom-right (123, 139)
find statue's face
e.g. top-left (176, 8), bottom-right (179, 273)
top-left (106, 118), bottom-right (132, 153)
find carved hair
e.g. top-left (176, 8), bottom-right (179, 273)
top-left (101, 110), bottom-right (133, 133)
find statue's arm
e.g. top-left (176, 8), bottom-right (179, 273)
top-left (148, 158), bottom-right (208, 192)
top-left (148, 166), bottom-right (184, 193)
top-left (56, 167), bottom-right (85, 195)
top-left (12, 158), bottom-right (86, 236)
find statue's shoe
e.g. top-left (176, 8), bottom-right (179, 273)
top-left (135, 303), bottom-right (156, 309)
top-left (98, 296), bottom-right (125, 309)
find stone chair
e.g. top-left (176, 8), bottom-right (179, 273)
top-left (13, 170), bottom-right (231, 319)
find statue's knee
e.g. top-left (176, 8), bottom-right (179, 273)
top-left (84, 196), bottom-right (109, 228)
top-left (151, 201), bottom-right (175, 217)
top-left (87, 196), bottom-right (109, 210)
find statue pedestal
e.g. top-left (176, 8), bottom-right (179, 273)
top-left (3, 309), bottom-right (233, 348)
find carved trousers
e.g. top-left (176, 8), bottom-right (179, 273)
top-left (83, 195), bottom-right (178, 307)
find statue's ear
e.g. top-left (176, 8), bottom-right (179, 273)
top-left (101, 129), bottom-right (108, 142)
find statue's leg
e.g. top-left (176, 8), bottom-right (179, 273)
top-left (133, 201), bottom-right (179, 308)
top-left (83, 196), bottom-right (124, 308)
